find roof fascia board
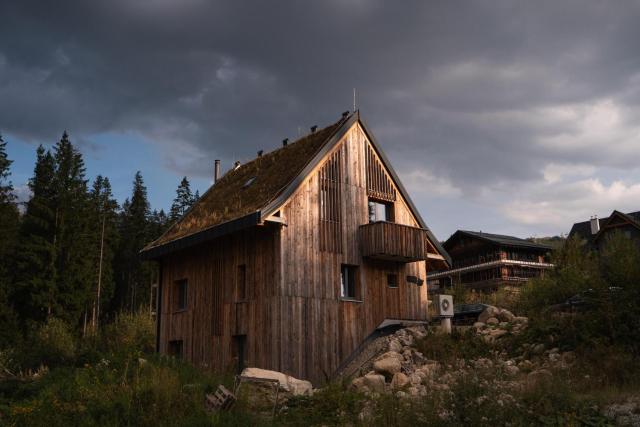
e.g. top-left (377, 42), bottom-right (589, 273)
top-left (140, 211), bottom-right (261, 259)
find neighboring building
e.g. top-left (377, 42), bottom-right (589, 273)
top-left (141, 111), bottom-right (450, 384)
top-left (427, 230), bottom-right (553, 292)
top-left (569, 210), bottom-right (640, 250)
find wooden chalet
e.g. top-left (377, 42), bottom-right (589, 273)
top-left (140, 111), bottom-right (450, 384)
top-left (426, 230), bottom-right (553, 292)
top-left (569, 210), bottom-right (640, 250)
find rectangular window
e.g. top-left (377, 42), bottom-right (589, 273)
top-left (168, 340), bottom-right (183, 358)
top-left (340, 265), bottom-right (359, 299)
top-left (236, 265), bottom-right (247, 301)
top-left (368, 199), bottom-right (394, 223)
top-left (175, 279), bottom-right (188, 311)
top-left (387, 273), bottom-right (398, 288)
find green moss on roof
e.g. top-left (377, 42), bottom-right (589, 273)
top-left (144, 118), bottom-right (345, 251)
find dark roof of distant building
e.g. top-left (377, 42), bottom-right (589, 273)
top-left (445, 230), bottom-right (553, 251)
top-left (569, 211), bottom-right (640, 242)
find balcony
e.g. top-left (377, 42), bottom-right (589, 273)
top-left (359, 221), bottom-right (430, 263)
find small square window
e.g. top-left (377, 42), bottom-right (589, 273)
top-left (168, 340), bottom-right (183, 358)
top-left (175, 279), bottom-right (188, 311)
top-left (387, 273), bottom-right (398, 288)
top-left (341, 265), bottom-right (359, 299)
top-left (368, 199), bottom-right (394, 223)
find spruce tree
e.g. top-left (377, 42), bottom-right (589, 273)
top-left (114, 171), bottom-right (151, 312)
top-left (169, 176), bottom-right (196, 222)
top-left (0, 134), bottom-right (20, 345)
top-left (14, 145), bottom-right (58, 325)
top-left (51, 131), bottom-right (93, 327)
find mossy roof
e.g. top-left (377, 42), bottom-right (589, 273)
top-left (143, 117), bottom-right (346, 252)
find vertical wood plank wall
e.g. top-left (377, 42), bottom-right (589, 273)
top-left (158, 122), bottom-right (430, 385)
top-left (278, 124), bottom-right (428, 384)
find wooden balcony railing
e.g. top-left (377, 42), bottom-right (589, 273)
top-left (359, 221), bottom-right (429, 263)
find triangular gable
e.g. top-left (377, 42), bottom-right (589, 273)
top-left (594, 210), bottom-right (640, 241)
top-left (142, 111), bottom-right (451, 266)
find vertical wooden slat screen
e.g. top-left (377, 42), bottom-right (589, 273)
top-left (319, 146), bottom-right (343, 253)
top-left (365, 144), bottom-right (396, 202)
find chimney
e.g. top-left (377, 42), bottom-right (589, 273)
top-left (282, 138), bottom-right (288, 147)
top-left (257, 150), bottom-right (263, 157)
top-left (233, 160), bottom-right (241, 170)
top-left (590, 215), bottom-right (600, 234)
top-left (342, 111), bottom-right (349, 119)
top-left (214, 159), bottom-right (220, 183)
top-left (310, 125), bottom-right (317, 133)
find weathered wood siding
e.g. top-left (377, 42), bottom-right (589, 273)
top-left (158, 227), bottom-right (280, 373)
top-left (278, 123), bottom-right (428, 383)
top-left (157, 122), bottom-right (430, 385)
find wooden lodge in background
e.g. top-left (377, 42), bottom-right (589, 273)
top-left (569, 210), bottom-right (640, 250)
top-left (426, 230), bottom-right (553, 292)
top-left (140, 111), bottom-right (450, 384)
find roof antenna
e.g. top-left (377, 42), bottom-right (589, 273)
top-left (353, 88), bottom-right (356, 112)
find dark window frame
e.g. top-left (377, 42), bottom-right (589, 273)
top-left (387, 273), bottom-right (399, 288)
top-left (368, 198), bottom-right (394, 223)
top-left (174, 279), bottom-right (188, 312)
top-left (340, 264), bottom-right (361, 301)
top-left (236, 264), bottom-right (247, 302)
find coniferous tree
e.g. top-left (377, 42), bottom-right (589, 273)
top-left (149, 208), bottom-right (169, 237)
top-left (0, 134), bottom-right (20, 345)
top-left (114, 171), bottom-right (151, 312)
top-left (51, 131), bottom-right (93, 327)
top-left (87, 175), bottom-right (119, 328)
top-left (169, 176), bottom-right (196, 223)
top-left (14, 145), bottom-right (58, 325)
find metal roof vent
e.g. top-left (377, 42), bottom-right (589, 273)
top-left (310, 125), bottom-right (317, 133)
top-left (282, 138), bottom-right (288, 147)
top-left (257, 150), bottom-right (263, 157)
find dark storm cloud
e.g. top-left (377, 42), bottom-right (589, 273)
top-left (2, 0), bottom-right (640, 194)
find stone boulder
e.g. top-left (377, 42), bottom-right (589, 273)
top-left (486, 317), bottom-right (500, 326)
top-left (478, 306), bottom-right (500, 323)
top-left (363, 373), bottom-right (386, 393)
top-left (241, 367), bottom-right (312, 396)
top-left (373, 351), bottom-right (403, 377)
top-left (497, 309), bottom-right (515, 323)
top-left (391, 372), bottom-right (410, 389)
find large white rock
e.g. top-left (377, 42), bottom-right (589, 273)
top-left (241, 367), bottom-right (312, 396)
top-left (363, 373), bottom-right (386, 393)
top-left (391, 372), bottom-right (410, 390)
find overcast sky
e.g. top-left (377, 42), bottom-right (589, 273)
top-left (2, 0), bottom-right (640, 240)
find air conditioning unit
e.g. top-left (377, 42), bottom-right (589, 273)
top-left (435, 294), bottom-right (454, 317)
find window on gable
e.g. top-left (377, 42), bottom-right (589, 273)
top-left (174, 279), bottom-right (188, 311)
top-left (340, 264), bottom-right (359, 300)
top-left (368, 198), bottom-right (394, 223)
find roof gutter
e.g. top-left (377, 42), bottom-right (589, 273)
top-left (139, 211), bottom-right (262, 260)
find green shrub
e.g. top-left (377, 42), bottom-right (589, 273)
top-left (415, 329), bottom-right (491, 364)
top-left (102, 310), bottom-right (155, 356)
top-left (16, 318), bottom-right (77, 370)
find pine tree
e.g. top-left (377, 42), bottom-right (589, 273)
top-left (149, 209), bottom-right (169, 238)
top-left (114, 171), bottom-right (151, 312)
top-left (169, 176), bottom-right (196, 222)
top-left (14, 145), bottom-right (58, 325)
top-left (0, 134), bottom-right (20, 345)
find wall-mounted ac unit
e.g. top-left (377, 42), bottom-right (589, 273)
top-left (435, 294), bottom-right (454, 317)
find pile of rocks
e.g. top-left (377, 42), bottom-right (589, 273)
top-left (349, 306), bottom-right (577, 399)
top-left (604, 398), bottom-right (640, 426)
top-left (472, 306), bottom-right (528, 343)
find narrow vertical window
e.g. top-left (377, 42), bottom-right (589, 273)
top-left (387, 273), bottom-right (398, 288)
top-left (236, 264), bottom-right (247, 301)
top-left (340, 265), bottom-right (359, 300)
top-left (174, 279), bottom-right (188, 311)
top-left (169, 340), bottom-right (183, 358)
